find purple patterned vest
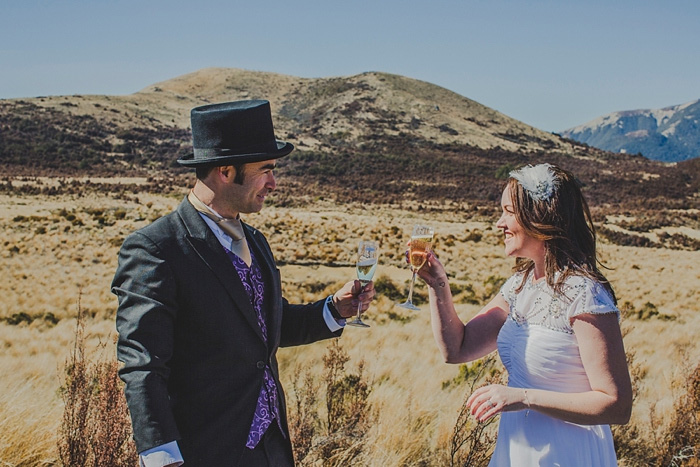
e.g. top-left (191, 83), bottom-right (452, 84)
top-left (224, 248), bottom-right (284, 448)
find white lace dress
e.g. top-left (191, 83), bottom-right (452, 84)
top-left (490, 272), bottom-right (620, 467)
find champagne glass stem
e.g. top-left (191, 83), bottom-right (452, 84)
top-left (406, 270), bottom-right (417, 304)
top-left (355, 284), bottom-right (364, 319)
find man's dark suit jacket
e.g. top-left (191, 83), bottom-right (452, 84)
top-left (112, 198), bottom-right (341, 466)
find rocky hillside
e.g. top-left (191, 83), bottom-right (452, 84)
top-left (1, 68), bottom-right (698, 212)
top-left (561, 99), bottom-right (700, 162)
top-left (2, 67), bottom-right (574, 154)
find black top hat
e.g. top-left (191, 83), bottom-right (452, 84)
top-left (177, 100), bottom-right (294, 167)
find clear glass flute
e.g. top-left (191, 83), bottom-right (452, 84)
top-left (347, 240), bottom-right (378, 328)
top-left (397, 225), bottom-right (434, 310)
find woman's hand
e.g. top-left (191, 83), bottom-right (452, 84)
top-left (467, 384), bottom-right (530, 422)
top-left (416, 251), bottom-right (449, 289)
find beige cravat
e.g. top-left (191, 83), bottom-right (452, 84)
top-left (188, 191), bottom-right (252, 266)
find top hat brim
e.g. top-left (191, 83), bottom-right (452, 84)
top-left (177, 141), bottom-right (294, 167)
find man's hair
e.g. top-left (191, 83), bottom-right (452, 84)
top-left (195, 166), bottom-right (215, 181)
top-left (195, 164), bottom-right (246, 184)
top-left (507, 165), bottom-right (616, 302)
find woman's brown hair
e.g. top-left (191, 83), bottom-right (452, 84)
top-left (508, 165), bottom-right (616, 303)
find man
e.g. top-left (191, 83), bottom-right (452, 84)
top-left (112, 100), bottom-right (375, 467)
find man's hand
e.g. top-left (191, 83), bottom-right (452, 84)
top-left (332, 279), bottom-right (376, 319)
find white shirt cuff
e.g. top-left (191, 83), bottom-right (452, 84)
top-left (323, 295), bottom-right (345, 331)
top-left (139, 441), bottom-right (184, 467)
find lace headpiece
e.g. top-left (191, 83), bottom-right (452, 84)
top-left (509, 163), bottom-right (558, 201)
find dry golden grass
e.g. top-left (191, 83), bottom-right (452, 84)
top-left (0, 184), bottom-right (698, 465)
top-left (0, 317), bottom-right (116, 465)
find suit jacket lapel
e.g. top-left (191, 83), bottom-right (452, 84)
top-left (176, 199), bottom-right (266, 344)
top-left (245, 223), bottom-right (283, 354)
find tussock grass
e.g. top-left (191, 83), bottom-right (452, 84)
top-left (0, 376), bottom-right (60, 465)
top-left (1, 188), bottom-right (699, 465)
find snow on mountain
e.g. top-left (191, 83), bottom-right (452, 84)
top-left (561, 99), bottom-right (700, 162)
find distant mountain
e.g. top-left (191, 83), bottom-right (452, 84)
top-left (561, 99), bottom-right (700, 162)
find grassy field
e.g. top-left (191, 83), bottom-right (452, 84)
top-left (1, 181), bottom-right (698, 465)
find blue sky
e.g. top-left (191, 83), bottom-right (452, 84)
top-left (1, 0), bottom-right (698, 131)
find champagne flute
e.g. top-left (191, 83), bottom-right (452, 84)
top-left (397, 225), bottom-right (434, 310)
top-left (347, 240), bottom-right (378, 328)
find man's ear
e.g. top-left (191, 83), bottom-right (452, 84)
top-left (217, 165), bottom-right (235, 181)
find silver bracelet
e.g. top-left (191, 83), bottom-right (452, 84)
top-left (523, 389), bottom-right (531, 417)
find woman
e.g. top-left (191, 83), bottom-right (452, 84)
top-left (418, 163), bottom-right (632, 465)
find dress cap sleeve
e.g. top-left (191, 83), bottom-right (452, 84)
top-left (499, 273), bottom-right (521, 307)
top-left (567, 276), bottom-right (619, 321)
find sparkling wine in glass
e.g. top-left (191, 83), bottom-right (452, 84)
top-left (397, 225), bottom-right (434, 310)
top-left (347, 240), bottom-right (378, 328)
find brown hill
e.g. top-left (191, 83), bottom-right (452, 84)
top-left (2, 67), bottom-right (571, 153)
top-left (1, 68), bottom-right (698, 218)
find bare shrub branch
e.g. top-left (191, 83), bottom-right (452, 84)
top-left (447, 355), bottom-right (502, 467)
top-left (289, 366), bottom-right (321, 463)
top-left (57, 296), bottom-right (137, 466)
